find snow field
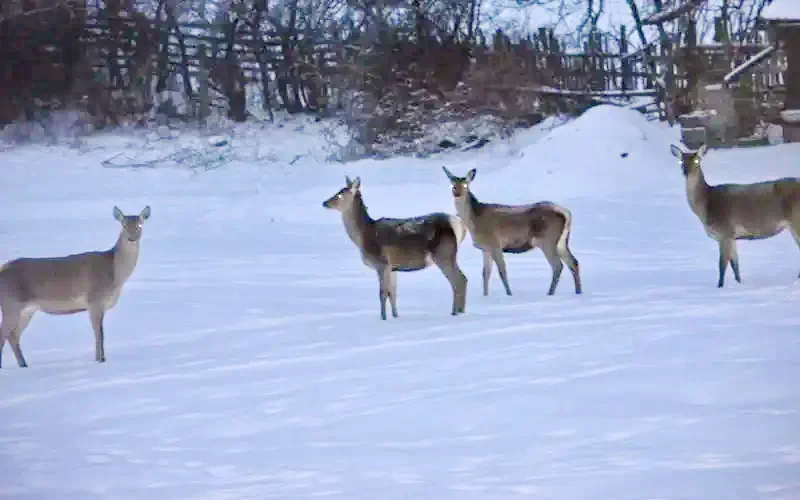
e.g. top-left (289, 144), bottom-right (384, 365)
top-left (1, 105), bottom-right (799, 499)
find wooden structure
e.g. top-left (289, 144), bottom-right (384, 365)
top-left (0, 8), bottom-right (792, 131)
top-left (761, 0), bottom-right (800, 142)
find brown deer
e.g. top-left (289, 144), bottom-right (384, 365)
top-left (671, 143), bottom-right (800, 287)
top-left (323, 176), bottom-right (468, 319)
top-left (442, 166), bottom-right (581, 297)
top-left (0, 206), bottom-right (151, 368)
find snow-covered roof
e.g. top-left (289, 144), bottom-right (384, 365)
top-left (762, 0), bottom-right (800, 22)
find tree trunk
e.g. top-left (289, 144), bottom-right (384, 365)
top-left (164, 2), bottom-right (194, 112)
top-left (223, 18), bottom-right (246, 122)
top-left (250, 0), bottom-right (273, 119)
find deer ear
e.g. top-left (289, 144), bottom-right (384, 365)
top-left (113, 206), bottom-right (124, 221)
top-left (140, 205), bottom-right (151, 220)
top-left (696, 144), bottom-right (707, 158)
top-left (670, 144), bottom-right (683, 159)
top-left (466, 168), bottom-right (476, 182)
top-left (442, 165), bottom-right (455, 181)
top-left (351, 177), bottom-right (361, 190)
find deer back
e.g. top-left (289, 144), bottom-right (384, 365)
top-left (0, 250), bottom-right (116, 312)
top-left (371, 213), bottom-right (456, 271)
top-left (469, 200), bottom-right (562, 250)
top-left (708, 178), bottom-right (800, 238)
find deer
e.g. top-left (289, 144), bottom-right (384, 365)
top-left (442, 166), bottom-right (582, 297)
top-left (670, 142), bottom-right (800, 287)
top-left (0, 206), bottom-right (151, 368)
top-left (323, 176), bottom-right (468, 320)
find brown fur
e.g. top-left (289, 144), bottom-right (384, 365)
top-left (442, 166), bottom-right (582, 296)
top-left (671, 143), bottom-right (800, 287)
top-left (323, 176), bottom-right (467, 319)
top-left (0, 206), bottom-right (151, 368)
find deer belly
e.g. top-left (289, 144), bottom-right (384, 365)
top-left (500, 235), bottom-right (535, 254)
top-left (386, 247), bottom-right (432, 272)
top-left (40, 298), bottom-right (89, 315)
top-left (502, 242), bottom-right (534, 253)
top-left (733, 221), bottom-right (786, 240)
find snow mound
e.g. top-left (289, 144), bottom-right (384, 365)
top-left (481, 105), bottom-right (681, 202)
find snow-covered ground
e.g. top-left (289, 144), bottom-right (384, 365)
top-left (1, 106), bottom-right (799, 499)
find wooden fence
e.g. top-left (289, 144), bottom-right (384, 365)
top-left (0, 14), bottom-right (789, 126)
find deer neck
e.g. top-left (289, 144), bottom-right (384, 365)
top-left (455, 192), bottom-right (479, 230)
top-left (111, 233), bottom-right (141, 285)
top-left (685, 168), bottom-right (711, 221)
top-left (341, 194), bottom-right (374, 249)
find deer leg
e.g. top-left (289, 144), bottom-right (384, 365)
top-left (728, 240), bottom-right (741, 284)
top-left (0, 309), bottom-right (14, 369)
top-left (4, 308), bottom-right (33, 369)
top-left (558, 245), bottom-right (582, 294)
top-left (433, 246), bottom-right (468, 315)
top-left (388, 271), bottom-right (399, 318)
top-left (490, 248), bottom-right (513, 296)
top-left (89, 306), bottom-right (106, 362)
top-left (7, 334), bottom-right (27, 369)
top-left (482, 250), bottom-right (492, 296)
top-left (718, 238), bottom-right (734, 288)
top-left (0, 315), bottom-right (8, 369)
top-left (376, 266), bottom-right (390, 321)
top-left (542, 243), bottom-right (564, 296)
top-left (790, 226), bottom-right (800, 278)
top-left (458, 263), bottom-right (468, 313)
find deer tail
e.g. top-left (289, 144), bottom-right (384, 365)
top-left (547, 204), bottom-right (573, 255)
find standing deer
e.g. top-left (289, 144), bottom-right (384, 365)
top-left (0, 206), bottom-right (151, 368)
top-left (323, 176), bottom-right (468, 319)
top-left (671, 143), bottom-right (800, 287)
top-left (442, 166), bottom-right (582, 297)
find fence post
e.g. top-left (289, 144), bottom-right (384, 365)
top-left (590, 32), bottom-right (604, 91)
top-left (198, 42), bottom-right (210, 126)
top-left (548, 29), bottom-right (564, 90)
top-left (661, 37), bottom-right (677, 125)
top-left (686, 17), bottom-right (698, 112)
top-left (620, 25), bottom-right (632, 91)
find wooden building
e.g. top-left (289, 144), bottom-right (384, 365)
top-left (761, 0), bottom-right (800, 141)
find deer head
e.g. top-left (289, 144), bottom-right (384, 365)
top-left (114, 206), bottom-right (151, 242)
top-left (442, 166), bottom-right (476, 198)
top-left (670, 143), bottom-right (707, 177)
top-left (322, 176), bottom-right (361, 212)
